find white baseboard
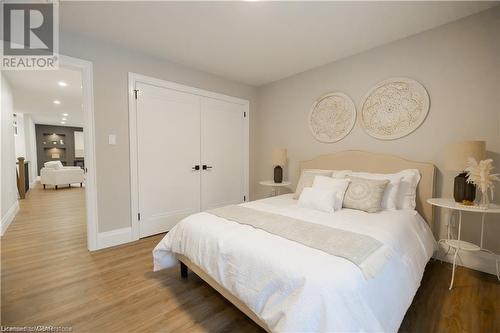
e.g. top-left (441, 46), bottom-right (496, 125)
top-left (97, 227), bottom-right (133, 250)
top-left (1, 201), bottom-right (20, 236)
top-left (434, 242), bottom-right (498, 276)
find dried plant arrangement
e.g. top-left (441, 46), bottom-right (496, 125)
top-left (465, 158), bottom-right (500, 208)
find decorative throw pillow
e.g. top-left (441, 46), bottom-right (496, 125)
top-left (293, 169), bottom-right (350, 200)
top-left (298, 187), bottom-right (336, 213)
top-left (312, 176), bottom-right (350, 211)
top-left (348, 170), bottom-right (421, 210)
top-left (348, 172), bottom-right (402, 210)
top-left (293, 169), bottom-right (333, 199)
top-left (343, 177), bottom-right (389, 213)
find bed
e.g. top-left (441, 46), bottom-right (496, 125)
top-left (153, 151), bottom-right (437, 332)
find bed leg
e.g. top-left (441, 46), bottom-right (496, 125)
top-left (180, 262), bottom-right (188, 279)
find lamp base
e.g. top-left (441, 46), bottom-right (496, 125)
top-left (453, 172), bottom-right (476, 203)
top-left (274, 166), bottom-right (283, 183)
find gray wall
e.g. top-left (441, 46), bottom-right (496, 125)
top-left (58, 8), bottom-right (499, 255)
top-left (35, 124), bottom-right (84, 175)
top-left (255, 9), bottom-right (500, 252)
top-left (1, 76), bottom-right (18, 220)
top-left (59, 32), bottom-right (257, 232)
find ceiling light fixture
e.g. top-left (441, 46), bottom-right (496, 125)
top-left (53, 100), bottom-right (61, 105)
top-left (58, 81), bottom-right (67, 87)
top-left (60, 121), bottom-right (66, 124)
top-left (62, 113), bottom-right (68, 116)
top-left (62, 118), bottom-right (67, 121)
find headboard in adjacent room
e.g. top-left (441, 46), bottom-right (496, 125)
top-left (299, 150), bottom-right (436, 228)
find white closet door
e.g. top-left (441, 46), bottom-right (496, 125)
top-left (201, 97), bottom-right (245, 210)
top-left (136, 82), bottom-right (201, 237)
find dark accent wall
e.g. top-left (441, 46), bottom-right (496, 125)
top-left (35, 124), bottom-right (83, 175)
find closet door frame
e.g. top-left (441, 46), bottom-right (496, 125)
top-left (128, 72), bottom-right (249, 241)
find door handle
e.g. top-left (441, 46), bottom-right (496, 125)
top-left (202, 165), bottom-right (213, 170)
top-left (192, 165), bottom-right (200, 171)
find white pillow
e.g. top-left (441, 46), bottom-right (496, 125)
top-left (348, 172), bottom-right (402, 210)
top-left (312, 176), bottom-right (350, 211)
top-left (395, 169), bottom-right (421, 210)
top-left (293, 169), bottom-right (350, 199)
top-left (331, 170), bottom-right (352, 179)
top-left (298, 187), bottom-right (336, 213)
top-left (293, 169), bottom-right (333, 199)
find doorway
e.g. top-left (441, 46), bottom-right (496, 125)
top-left (3, 56), bottom-right (98, 250)
top-left (128, 73), bottom-right (249, 239)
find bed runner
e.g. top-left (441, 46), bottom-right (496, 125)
top-left (207, 205), bottom-right (391, 278)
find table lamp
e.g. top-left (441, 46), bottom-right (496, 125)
top-left (272, 148), bottom-right (287, 183)
top-left (444, 141), bottom-right (485, 203)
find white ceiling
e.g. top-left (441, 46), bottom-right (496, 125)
top-left (60, 1), bottom-right (498, 86)
top-left (5, 67), bottom-right (84, 127)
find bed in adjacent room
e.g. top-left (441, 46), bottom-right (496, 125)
top-left (153, 151), bottom-right (437, 332)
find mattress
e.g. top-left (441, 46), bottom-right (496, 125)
top-left (153, 194), bottom-right (436, 332)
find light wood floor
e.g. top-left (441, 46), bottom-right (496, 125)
top-left (1, 184), bottom-right (499, 332)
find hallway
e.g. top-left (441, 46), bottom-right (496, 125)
top-left (0, 183), bottom-right (260, 332)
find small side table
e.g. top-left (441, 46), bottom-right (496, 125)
top-left (427, 198), bottom-right (500, 290)
top-left (259, 181), bottom-right (292, 197)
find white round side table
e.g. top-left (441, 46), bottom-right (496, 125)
top-left (427, 198), bottom-right (500, 290)
top-left (259, 181), bottom-right (292, 197)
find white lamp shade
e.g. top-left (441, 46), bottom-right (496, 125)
top-left (272, 148), bottom-right (287, 166)
top-left (444, 141), bottom-right (486, 171)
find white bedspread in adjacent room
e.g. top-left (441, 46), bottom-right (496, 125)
top-left (153, 194), bottom-right (436, 333)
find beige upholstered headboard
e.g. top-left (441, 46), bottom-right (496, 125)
top-left (299, 150), bottom-right (436, 228)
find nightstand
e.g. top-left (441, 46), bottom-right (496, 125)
top-left (427, 198), bottom-right (500, 290)
top-left (259, 180), bottom-right (292, 197)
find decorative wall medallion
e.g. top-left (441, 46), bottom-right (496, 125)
top-left (309, 92), bottom-right (356, 143)
top-left (360, 77), bottom-right (430, 140)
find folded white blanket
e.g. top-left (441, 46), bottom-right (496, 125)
top-left (208, 205), bottom-right (392, 278)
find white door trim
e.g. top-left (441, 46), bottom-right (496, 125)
top-left (60, 55), bottom-right (99, 251)
top-left (128, 72), bottom-right (250, 240)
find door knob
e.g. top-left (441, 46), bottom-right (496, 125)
top-left (202, 165), bottom-right (213, 170)
top-left (192, 165), bottom-right (200, 171)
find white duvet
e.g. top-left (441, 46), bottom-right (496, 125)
top-left (153, 194), bottom-right (436, 333)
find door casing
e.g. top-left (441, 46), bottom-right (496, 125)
top-left (61, 55), bottom-right (99, 251)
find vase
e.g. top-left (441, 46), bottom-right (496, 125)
top-left (453, 172), bottom-right (476, 203)
top-left (479, 189), bottom-right (490, 209)
top-left (273, 166), bottom-right (283, 183)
